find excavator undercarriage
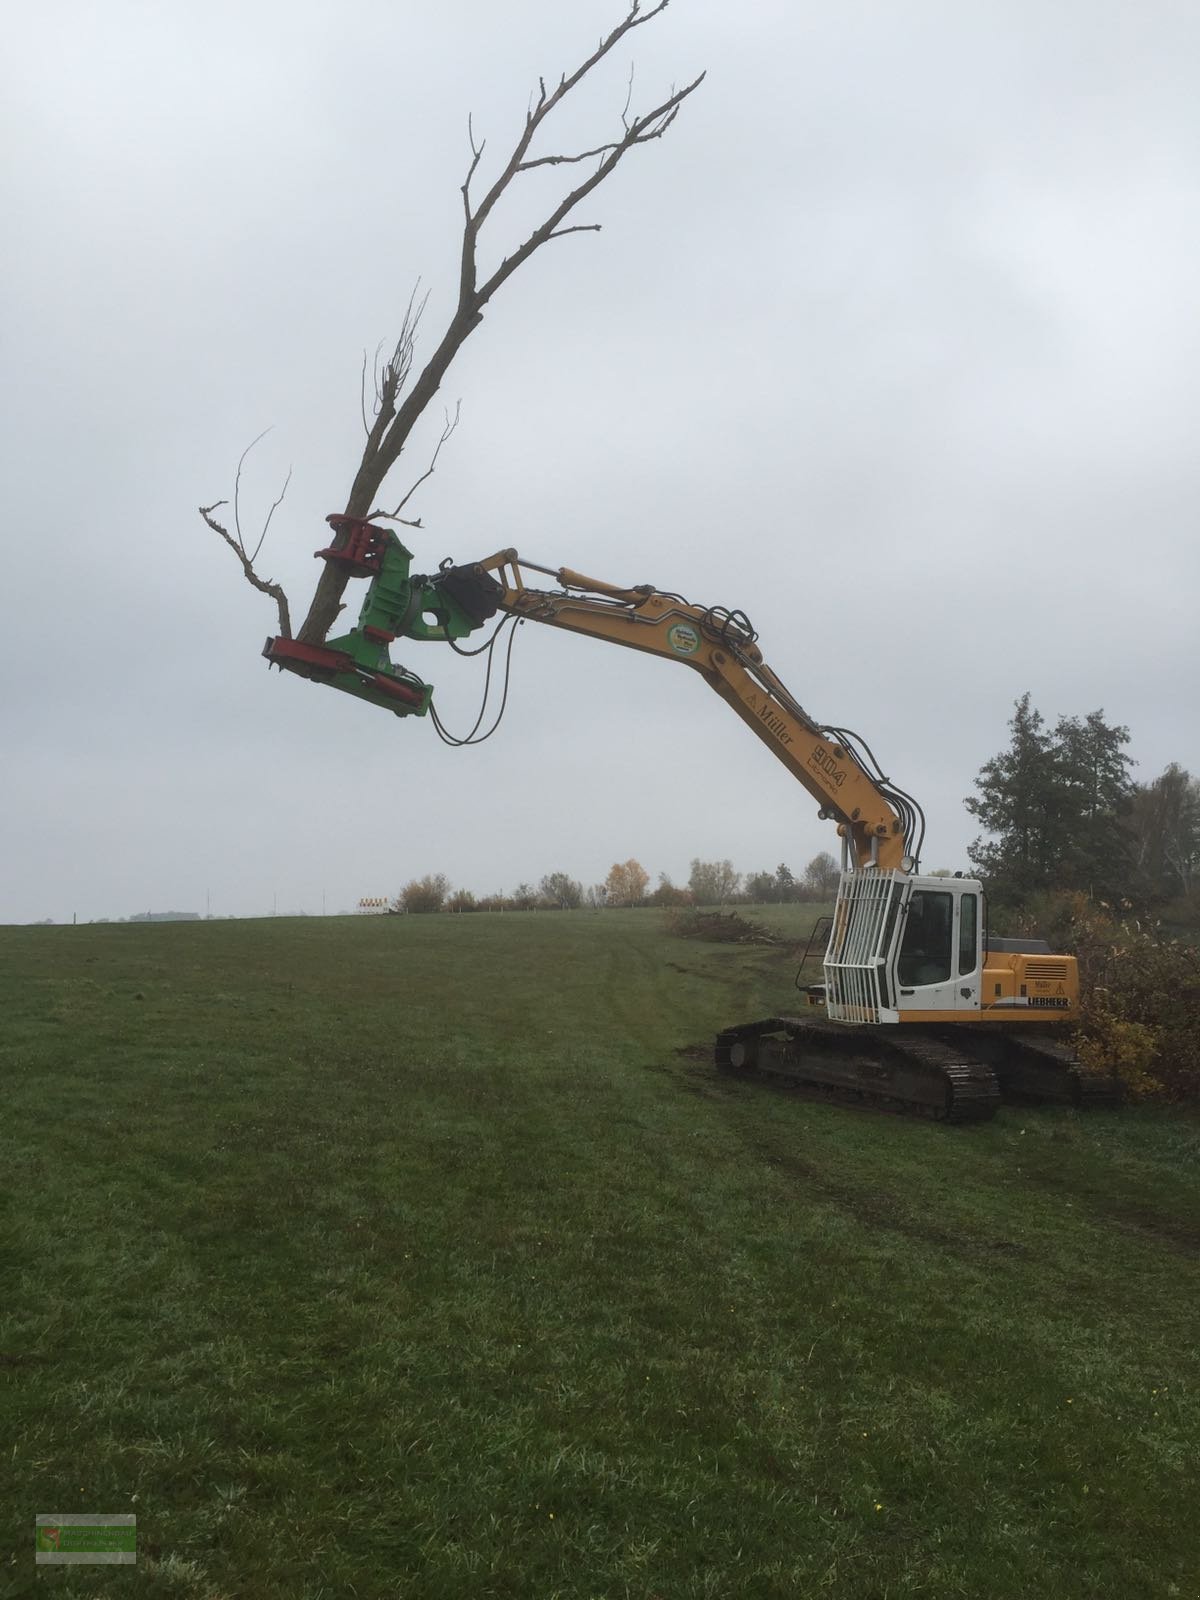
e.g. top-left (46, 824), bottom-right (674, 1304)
top-left (715, 1017), bottom-right (1001, 1122)
top-left (714, 1016), bottom-right (1122, 1124)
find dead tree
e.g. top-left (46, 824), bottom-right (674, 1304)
top-left (201, 1), bottom-right (704, 646)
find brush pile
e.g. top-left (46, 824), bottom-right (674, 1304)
top-left (668, 910), bottom-right (785, 946)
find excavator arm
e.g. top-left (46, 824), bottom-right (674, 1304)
top-left (263, 516), bottom-right (923, 873)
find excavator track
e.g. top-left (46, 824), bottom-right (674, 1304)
top-left (958, 1027), bottom-right (1124, 1109)
top-left (715, 1016), bottom-right (1000, 1124)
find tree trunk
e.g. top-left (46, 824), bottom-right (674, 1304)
top-left (297, 310), bottom-right (484, 643)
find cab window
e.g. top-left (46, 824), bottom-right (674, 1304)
top-left (958, 893), bottom-right (978, 976)
top-left (898, 890), bottom-right (953, 987)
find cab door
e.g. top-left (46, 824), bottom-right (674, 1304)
top-left (894, 887), bottom-right (959, 1012)
top-left (954, 890), bottom-right (981, 1011)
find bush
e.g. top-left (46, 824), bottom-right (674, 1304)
top-left (1074, 1000), bottom-right (1161, 1101)
top-left (396, 874), bottom-right (450, 914)
top-left (1012, 892), bottom-right (1200, 1101)
top-left (647, 880), bottom-right (693, 908)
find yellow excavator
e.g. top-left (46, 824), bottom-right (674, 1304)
top-left (265, 515), bottom-right (1122, 1124)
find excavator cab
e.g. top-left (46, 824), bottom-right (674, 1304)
top-left (824, 871), bottom-right (984, 1023)
top-left (893, 880), bottom-right (982, 1013)
top-left (823, 870), bottom-right (1079, 1025)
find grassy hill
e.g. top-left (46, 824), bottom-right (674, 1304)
top-left (3, 909), bottom-right (1199, 1598)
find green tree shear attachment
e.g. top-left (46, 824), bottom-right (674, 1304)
top-left (263, 516), bottom-right (499, 717)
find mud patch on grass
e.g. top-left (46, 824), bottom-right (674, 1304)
top-left (1109, 1204), bottom-right (1200, 1257)
top-left (751, 1137), bottom-right (1030, 1259)
top-left (640, 1043), bottom-right (746, 1100)
top-left (1019, 1164), bottom-right (1200, 1258)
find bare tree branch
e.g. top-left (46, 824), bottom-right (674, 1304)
top-left (467, 2), bottom-right (673, 239)
top-left (462, 113), bottom-right (487, 220)
top-left (199, 500), bottom-right (293, 639)
top-left (545, 223), bottom-right (603, 242)
top-left (519, 63), bottom-right (642, 169)
top-left (518, 142), bottom-right (626, 172)
top-left (367, 512), bottom-right (425, 529)
top-left (368, 402), bottom-right (462, 523)
top-left (374, 286), bottom-right (428, 420)
top-left (200, 427), bottom-right (294, 635)
top-left (249, 465), bottom-right (293, 565)
top-left (473, 72), bottom-right (703, 308)
top-left (233, 426), bottom-right (272, 550)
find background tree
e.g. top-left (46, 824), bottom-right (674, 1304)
top-left (539, 872), bottom-right (583, 910)
top-left (1052, 709), bottom-right (1135, 897)
top-left (605, 860), bottom-right (650, 906)
top-left (774, 863), bottom-right (797, 903)
top-left (966, 693), bottom-right (1133, 903)
top-left (802, 851), bottom-right (840, 899)
top-left (200, 3), bottom-right (703, 645)
top-left (744, 870), bottom-right (778, 904)
top-left (1128, 764), bottom-right (1200, 906)
top-left (688, 859), bottom-right (740, 906)
top-left (646, 872), bottom-right (692, 907)
top-left (396, 873), bottom-right (450, 913)
top-left (966, 694), bottom-right (1061, 899)
top-left (510, 883), bottom-right (539, 911)
top-left (446, 889), bottom-right (478, 913)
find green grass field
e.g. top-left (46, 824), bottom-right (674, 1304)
top-left (3, 908), bottom-right (1199, 1599)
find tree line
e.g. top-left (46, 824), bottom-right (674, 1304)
top-left (389, 853), bottom-right (843, 915)
top-left (967, 692), bottom-right (1198, 919)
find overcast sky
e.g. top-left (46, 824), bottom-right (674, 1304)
top-left (3, 0), bottom-right (1198, 922)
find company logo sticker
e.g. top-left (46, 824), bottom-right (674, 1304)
top-left (667, 623), bottom-right (701, 656)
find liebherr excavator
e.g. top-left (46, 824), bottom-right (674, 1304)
top-left (265, 515), bottom-right (1123, 1124)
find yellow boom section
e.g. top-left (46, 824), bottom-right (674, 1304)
top-left (474, 549), bottom-right (909, 872)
